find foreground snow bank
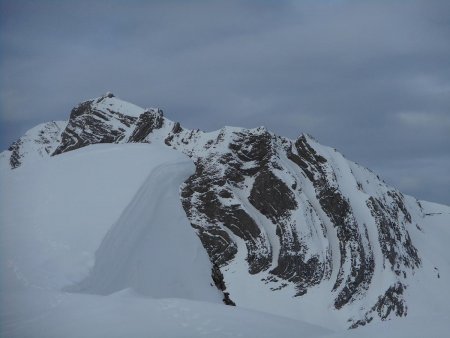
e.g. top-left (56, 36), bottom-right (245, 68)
top-left (1, 143), bottom-right (215, 293)
top-left (323, 313), bottom-right (450, 338)
top-left (2, 289), bottom-right (331, 338)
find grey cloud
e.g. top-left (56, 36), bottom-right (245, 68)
top-left (0, 0), bottom-right (449, 204)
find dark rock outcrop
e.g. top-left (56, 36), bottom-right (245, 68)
top-left (128, 109), bottom-right (164, 143)
top-left (349, 283), bottom-right (407, 329)
top-left (8, 140), bottom-right (23, 169)
top-left (212, 264), bottom-right (236, 306)
top-left (367, 195), bottom-right (420, 275)
top-left (180, 156), bottom-right (272, 274)
top-left (53, 98), bottom-right (138, 155)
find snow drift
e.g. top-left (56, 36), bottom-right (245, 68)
top-left (71, 151), bottom-right (221, 302)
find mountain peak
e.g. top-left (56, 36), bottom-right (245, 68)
top-left (2, 94), bottom-right (449, 330)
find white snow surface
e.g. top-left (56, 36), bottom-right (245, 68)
top-left (91, 95), bottom-right (146, 117)
top-left (323, 313), bottom-right (450, 338)
top-left (0, 143), bottom-right (330, 337)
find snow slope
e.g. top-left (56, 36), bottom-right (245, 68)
top-left (1, 289), bottom-right (331, 338)
top-left (0, 143), bottom-right (330, 337)
top-left (323, 313), bottom-right (450, 338)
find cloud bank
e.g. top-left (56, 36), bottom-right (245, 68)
top-left (1, 0), bottom-right (449, 204)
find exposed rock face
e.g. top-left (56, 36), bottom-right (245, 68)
top-left (3, 94), bottom-right (428, 327)
top-left (212, 264), bottom-right (236, 306)
top-left (249, 169), bottom-right (297, 221)
top-left (367, 194), bottom-right (420, 275)
top-left (349, 283), bottom-right (407, 329)
top-left (8, 142), bottom-right (22, 169)
top-left (287, 136), bottom-right (376, 307)
top-left (179, 140), bottom-right (273, 275)
top-left (53, 96), bottom-right (139, 155)
top-left (128, 109), bottom-right (164, 143)
top-left (180, 161), bottom-right (239, 267)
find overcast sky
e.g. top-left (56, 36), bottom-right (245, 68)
top-left (1, 0), bottom-right (449, 205)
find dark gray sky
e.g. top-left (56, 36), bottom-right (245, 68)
top-left (1, 0), bottom-right (449, 205)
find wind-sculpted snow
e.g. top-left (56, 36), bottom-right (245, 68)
top-left (2, 93), bottom-right (450, 331)
top-left (71, 155), bottom-right (222, 302)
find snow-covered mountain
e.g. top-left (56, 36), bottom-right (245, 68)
top-left (1, 93), bottom-right (449, 335)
